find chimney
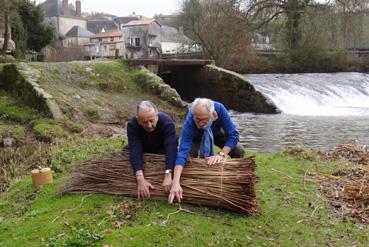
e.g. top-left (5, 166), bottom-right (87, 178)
top-left (62, 0), bottom-right (68, 16)
top-left (76, 0), bottom-right (81, 17)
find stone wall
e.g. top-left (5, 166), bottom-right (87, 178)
top-left (0, 63), bottom-right (64, 120)
top-left (137, 66), bottom-right (186, 109)
top-left (159, 64), bottom-right (279, 113)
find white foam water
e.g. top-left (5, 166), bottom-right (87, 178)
top-left (244, 72), bottom-right (369, 116)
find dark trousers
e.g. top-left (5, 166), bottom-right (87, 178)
top-left (189, 129), bottom-right (245, 158)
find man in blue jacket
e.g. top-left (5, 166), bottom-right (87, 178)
top-left (168, 98), bottom-right (244, 203)
top-left (125, 101), bottom-right (178, 199)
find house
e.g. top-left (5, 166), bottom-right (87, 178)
top-left (64, 25), bottom-right (94, 47)
top-left (84, 30), bottom-right (124, 59)
top-left (40, 0), bottom-right (87, 39)
top-left (161, 25), bottom-right (201, 55)
top-left (122, 18), bottom-right (162, 59)
top-left (87, 20), bottom-right (119, 34)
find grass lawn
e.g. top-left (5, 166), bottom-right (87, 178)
top-left (0, 141), bottom-right (368, 247)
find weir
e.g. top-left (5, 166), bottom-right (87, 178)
top-left (245, 73), bottom-right (369, 116)
top-left (128, 59), bottom-right (279, 114)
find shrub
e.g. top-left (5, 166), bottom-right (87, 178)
top-left (32, 119), bottom-right (67, 142)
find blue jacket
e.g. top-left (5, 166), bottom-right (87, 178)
top-left (175, 101), bottom-right (239, 166)
top-left (127, 112), bottom-right (178, 173)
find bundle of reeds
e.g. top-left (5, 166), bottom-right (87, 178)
top-left (62, 152), bottom-right (258, 214)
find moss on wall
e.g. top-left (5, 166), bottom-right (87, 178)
top-left (0, 64), bottom-right (52, 116)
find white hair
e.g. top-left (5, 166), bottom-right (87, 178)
top-left (136, 100), bottom-right (158, 115)
top-left (190, 98), bottom-right (214, 115)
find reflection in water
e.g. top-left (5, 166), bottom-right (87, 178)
top-left (231, 112), bottom-right (369, 152)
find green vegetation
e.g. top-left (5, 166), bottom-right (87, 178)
top-left (60, 119), bottom-right (84, 134)
top-left (32, 119), bottom-right (68, 142)
top-left (0, 93), bottom-right (40, 122)
top-left (0, 143), bottom-right (368, 246)
top-left (0, 105), bottom-right (40, 122)
top-left (9, 0), bottom-right (55, 58)
top-left (0, 124), bottom-right (25, 142)
top-left (2, 60), bottom-right (366, 246)
top-left (28, 61), bottom-right (184, 124)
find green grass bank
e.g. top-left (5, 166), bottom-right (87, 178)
top-left (0, 142), bottom-right (368, 247)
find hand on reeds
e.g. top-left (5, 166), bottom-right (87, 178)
top-left (137, 177), bottom-right (155, 199)
top-left (168, 182), bottom-right (183, 204)
top-left (162, 173), bottom-right (172, 193)
top-left (206, 154), bottom-right (224, 166)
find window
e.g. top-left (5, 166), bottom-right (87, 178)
top-left (104, 45), bottom-right (107, 51)
top-left (126, 37), bottom-right (141, 47)
top-left (134, 37), bottom-right (140, 47)
top-left (110, 37), bottom-right (114, 42)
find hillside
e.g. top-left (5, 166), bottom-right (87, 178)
top-left (11, 60), bottom-right (186, 136)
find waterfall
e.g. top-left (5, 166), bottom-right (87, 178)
top-left (244, 72), bottom-right (369, 116)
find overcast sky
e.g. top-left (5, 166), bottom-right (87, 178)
top-left (35, 0), bottom-right (182, 18)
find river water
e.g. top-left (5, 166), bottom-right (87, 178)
top-left (230, 73), bottom-right (369, 152)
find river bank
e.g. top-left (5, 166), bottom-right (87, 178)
top-left (1, 137), bottom-right (368, 246)
top-left (1, 60), bottom-right (369, 246)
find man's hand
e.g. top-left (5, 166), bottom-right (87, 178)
top-left (168, 182), bottom-right (183, 204)
top-left (206, 154), bottom-right (224, 166)
top-left (162, 173), bottom-right (172, 193)
top-left (137, 176), bottom-right (154, 199)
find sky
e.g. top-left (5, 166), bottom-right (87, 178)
top-left (35, 0), bottom-right (182, 18)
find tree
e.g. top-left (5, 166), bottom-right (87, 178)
top-left (1, 0), bottom-right (55, 57)
top-left (0, 0), bottom-right (17, 55)
top-left (177, 0), bottom-right (252, 66)
top-left (12, 0), bottom-right (55, 56)
top-left (241, 0), bottom-right (318, 50)
top-left (16, 0), bottom-right (55, 52)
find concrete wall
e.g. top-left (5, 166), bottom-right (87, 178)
top-left (44, 16), bottom-right (86, 36)
top-left (148, 22), bottom-right (161, 50)
top-left (159, 64), bottom-right (278, 113)
top-left (64, 37), bottom-right (90, 47)
top-left (84, 41), bottom-right (125, 58)
top-left (99, 41), bottom-right (124, 57)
